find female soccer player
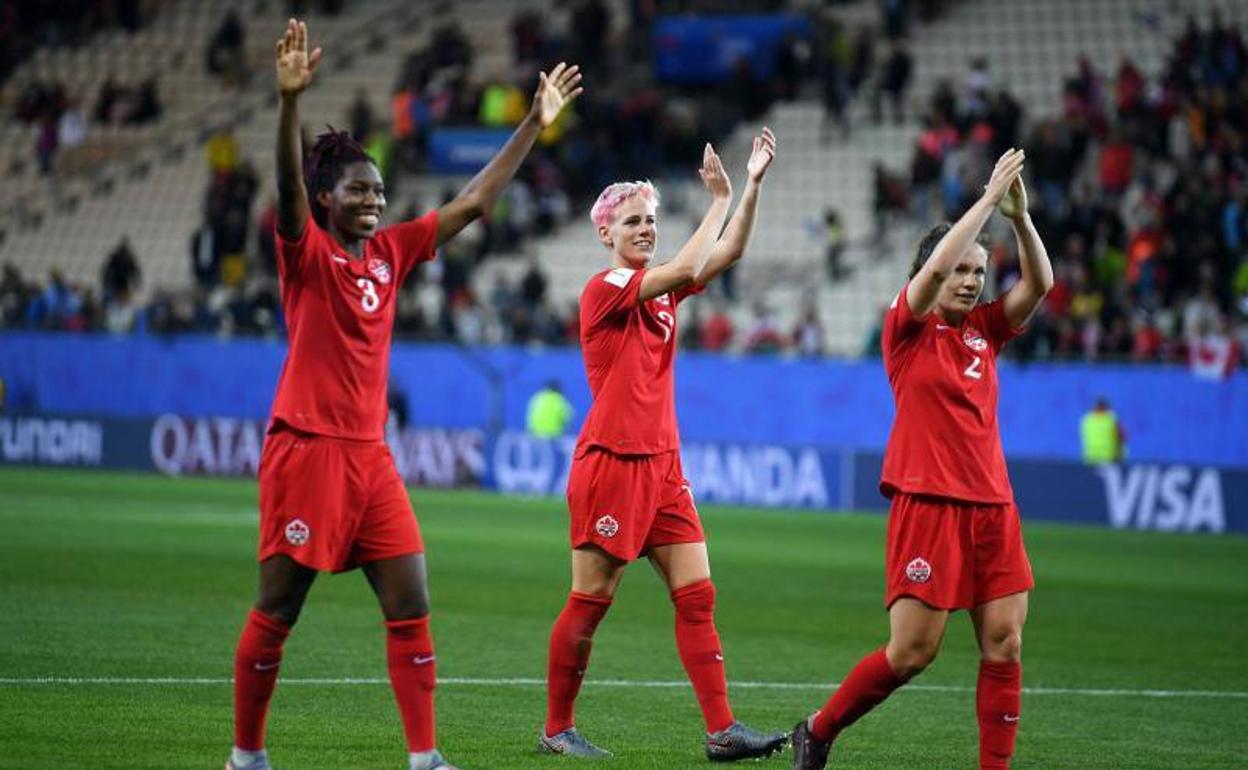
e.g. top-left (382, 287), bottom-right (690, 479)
top-left (791, 148), bottom-right (1050, 770)
top-left (226, 20), bottom-right (580, 770)
top-left (539, 129), bottom-right (787, 762)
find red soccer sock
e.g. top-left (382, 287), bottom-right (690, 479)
top-left (233, 609), bottom-right (292, 751)
top-left (545, 591), bottom-right (612, 737)
top-left (978, 660), bottom-right (1022, 770)
top-left (386, 616), bottom-right (438, 753)
top-left (671, 579), bottom-right (734, 733)
top-left (811, 648), bottom-right (905, 742)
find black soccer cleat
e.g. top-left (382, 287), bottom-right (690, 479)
top-left (790, 718), bottom-right (830, 770)
top-left (705, 721), bottom-right (788, 762)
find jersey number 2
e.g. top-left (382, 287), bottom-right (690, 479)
top-left (357, 278), bottom-right (380, 313)
top-left (963, 355), bottom-right (983, 380)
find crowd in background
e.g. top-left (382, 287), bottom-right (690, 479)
top-left (865, 10), bottom-right (1246, 372)
top-left (0, 2), bottom-right (1242, 373)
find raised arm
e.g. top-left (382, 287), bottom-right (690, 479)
top-left (435, 63), bottom-right (582, 247)
top-left (274, 19), bottom-right (322, 240)
top-left (693, 127), bottom-right (777, 286)
top-left (638, 143), bottom-right (732, 301)
top-left (999, 175), bottom-right (1054, 328)
top-left (906, 148), bottom-right (1025, 317)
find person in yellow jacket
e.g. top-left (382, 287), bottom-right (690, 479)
top-left (527, 380), bottom-right (574, 438)
top-left (1081, 397), bottom-right (1126, 464)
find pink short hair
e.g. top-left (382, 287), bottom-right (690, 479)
top-left (589, 180), bottom-right (660, 230)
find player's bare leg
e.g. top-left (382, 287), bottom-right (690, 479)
top-left (361, 554), bottom-right (464, 770)
top-left (228, 555), bottom-right (318, 770)
top-left (649, 542), bottom-right (787, 761)
top-left (794, 599), bottom-right (947, 769)
top-left (541, 546), bottom-right (625, 757)
top-left (972, 592), bottom-right (1028, 770)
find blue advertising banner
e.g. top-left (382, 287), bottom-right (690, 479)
top-left (427, 128), bottom-right (514, 174)
top-left (850, 451), bottom-right (1243, 535)
top-left (4, 333), bottom-right (1245, 466)
top-left (653, 15), bottom-right (812, 84)
top-left (6, 414), bottom-right (1242, 535)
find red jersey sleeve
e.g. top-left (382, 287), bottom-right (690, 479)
top-left (973, 297), bottom-right (1024, 354)
top-left (274, 218), bottom-right (328, 280)
top-left (882, 282), bottom-right (927, 367)
top-left (674, 281), bottom-right (706, 305)
top-left (581, 267), bottom-right (643, 331)
top-left (377, 210), bottom-right (439, 285)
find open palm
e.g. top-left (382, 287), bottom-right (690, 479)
top-left (275, 18), bottom-right (322, 96)
top-left (531, 62), bottom-right (583, 127)
top-left (747, 127), bottom-right (777, 183)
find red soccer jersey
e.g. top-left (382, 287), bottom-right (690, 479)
top-left (575, 266), bottom-right (701, 455)
top-left (269, 213), bottom-right (438, 441)
top-left (879, 283), bottom-right (1021, 504)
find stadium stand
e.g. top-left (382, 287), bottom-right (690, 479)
top-left (0, 0), bottom-right (1244, 371)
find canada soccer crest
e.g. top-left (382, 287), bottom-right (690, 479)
top-left (595, 515), bottom-right (620, 538)
top-left (905, 557), bottom-right (932, 583)
top-left (285, 519), bottom-right (310, 546)
top-left (963, 327), bottom-right (988, 352)
top-left (367, 258), bottom-right (392, 285)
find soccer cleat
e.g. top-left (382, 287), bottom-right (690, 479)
top-left (225, 759), bottom-right (273, 770)
top-left (412, 750), bottom-right (462, 770)
top-left (790, 718), bottom-right (830, 770)
top-left (705, 721), bottom-right (788, 762)
top-left (539, 727), bottom-right (613, 757)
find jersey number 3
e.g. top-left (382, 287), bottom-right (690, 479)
top-left (357, 278), bottom-right (380, 313)
top-left (963, 355), bottom-right (983, 380)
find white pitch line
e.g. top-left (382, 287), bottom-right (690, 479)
top-left (0, 676), bottom-right (1245, 699)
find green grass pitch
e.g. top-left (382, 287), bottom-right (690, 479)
top-left (1, 467), bottom-right (1245, 769)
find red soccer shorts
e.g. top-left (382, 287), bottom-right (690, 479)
top-left (885, 492), bottom-right (1033, 611)
top-left (257, 427), bottom-right (423, 572)
top-left (566, 447), bottom-right (704, 562)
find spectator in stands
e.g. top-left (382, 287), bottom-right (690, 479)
top-left (26, 270), bottom-right (85, 331)
top-left (1097, 128), bottom-right (1133, 197)
top-left (95, 75), bottom-right (123, 124)
top-left (35, 116), bottom-right (57, 174)
top-left (818, 18), bottom-right (851, 143)
top-left (881, 0), bottom-right (909, 41)
top-left (569, 0), bottom-right (611, 83)
top-left (102, 237), bottom-right (141, 302)
top-left (876, 42), bottom-right (913, 124)
top-left (0, 263), bottom-right (31, 328)
top-left (1189, 316), bottom-right (1241, 380)
top-left (207, 10), bottom-right (247, 86)
top-left (129, 77), bottom-right (162, 124)
top-left (103, 286), bottom-right (139, 335)
top-left (350, 88), bottom-right (375, 142)
top-left (190, 223), bottom-right (221, 289)
top-left (792, 302), bottom-right (826, 358)
top-left (963, 57), bottom-right (990, 119)
top-left (745, 302), bottom-right (785, 354)
top-left (697, 299), bottom-right (734, 352)
top-left (57, 98), bottom-right (86, 161)
top-left (823, 207), bottom-right (848, 281)
top-left (520, 257), bottom-right (548, 309)
top-left (510, 10), bottom-right (546, 65)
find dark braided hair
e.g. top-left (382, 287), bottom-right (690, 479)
top-left (304, 126), bottom-right (374, 226)
top-left (909, 223), bottom-right (990, 278)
